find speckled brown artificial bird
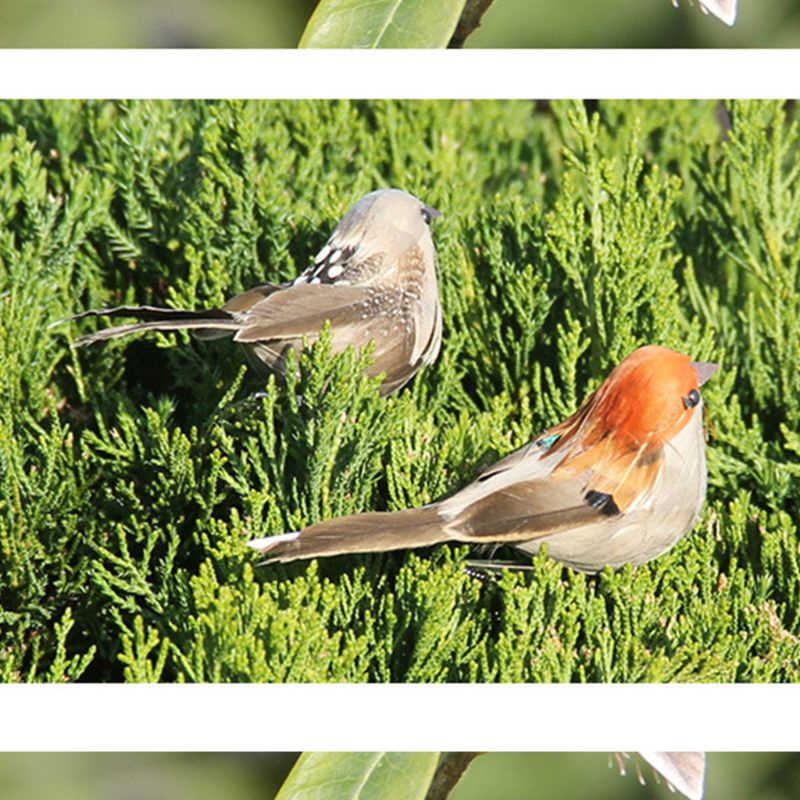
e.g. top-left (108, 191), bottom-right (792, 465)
top-left (58, 189), bottom-right (443, 395)
top-left (249, 345), bottom-right (717, 572)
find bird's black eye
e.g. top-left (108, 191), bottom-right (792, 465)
top-left (683, 388), bottom-right (701, 409)
top-left (420, 205), bottom-right (441, 225)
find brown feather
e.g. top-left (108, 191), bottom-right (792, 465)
top-left (232, 284), bottom-right (373, 341)
top-left (448, 477), bottom-right (619, 542)
top-left (260, 506), bottom-right (447, 563)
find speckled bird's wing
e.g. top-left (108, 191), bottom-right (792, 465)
top-left (232, 282), bottom-right (419, 386)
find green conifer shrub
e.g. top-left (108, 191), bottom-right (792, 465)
top-left (1, 99), bottom-right (798, 682)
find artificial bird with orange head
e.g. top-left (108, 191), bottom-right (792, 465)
top-left (249, 345), bottom-right (718, 572)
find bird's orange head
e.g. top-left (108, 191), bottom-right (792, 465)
top-left (588, 345), bottom-right (717, 447)
top-left (549, 345), bottom-right (718, 511)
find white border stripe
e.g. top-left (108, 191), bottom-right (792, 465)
top-left (2, 684), bottom-right (797, 751)
top-left (0, 49), bottom-right (798, 99)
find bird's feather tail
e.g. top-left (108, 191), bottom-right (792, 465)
top-left (248, 506), bottom-right (448, 563)
top-left (51, 305), bottom-right (240, 346)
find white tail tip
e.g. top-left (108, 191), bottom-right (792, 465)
top-left (639, 752), bottom-right (706, 800)
top-left (698, 0), bottom-right (737, 25)
top-left (247, 531), bottom-right (300, 551)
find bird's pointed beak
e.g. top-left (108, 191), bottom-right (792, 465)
top-left (425, 205), bottom-right (442, 220)
top-left (691, 361), bottom-right (718, 386)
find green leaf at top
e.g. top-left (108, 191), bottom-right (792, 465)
top-left (299, 0), bottom-right (467, 48)
top-left (275, 752), bottom-right (440, 800)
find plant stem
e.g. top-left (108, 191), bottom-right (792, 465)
top-left (448, 0), bottom-right (496, 47)
top-left (425, 753), bottom-right (483, 800)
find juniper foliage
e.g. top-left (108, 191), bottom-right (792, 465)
top-left (1, 99), bottom-right (798, 682)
